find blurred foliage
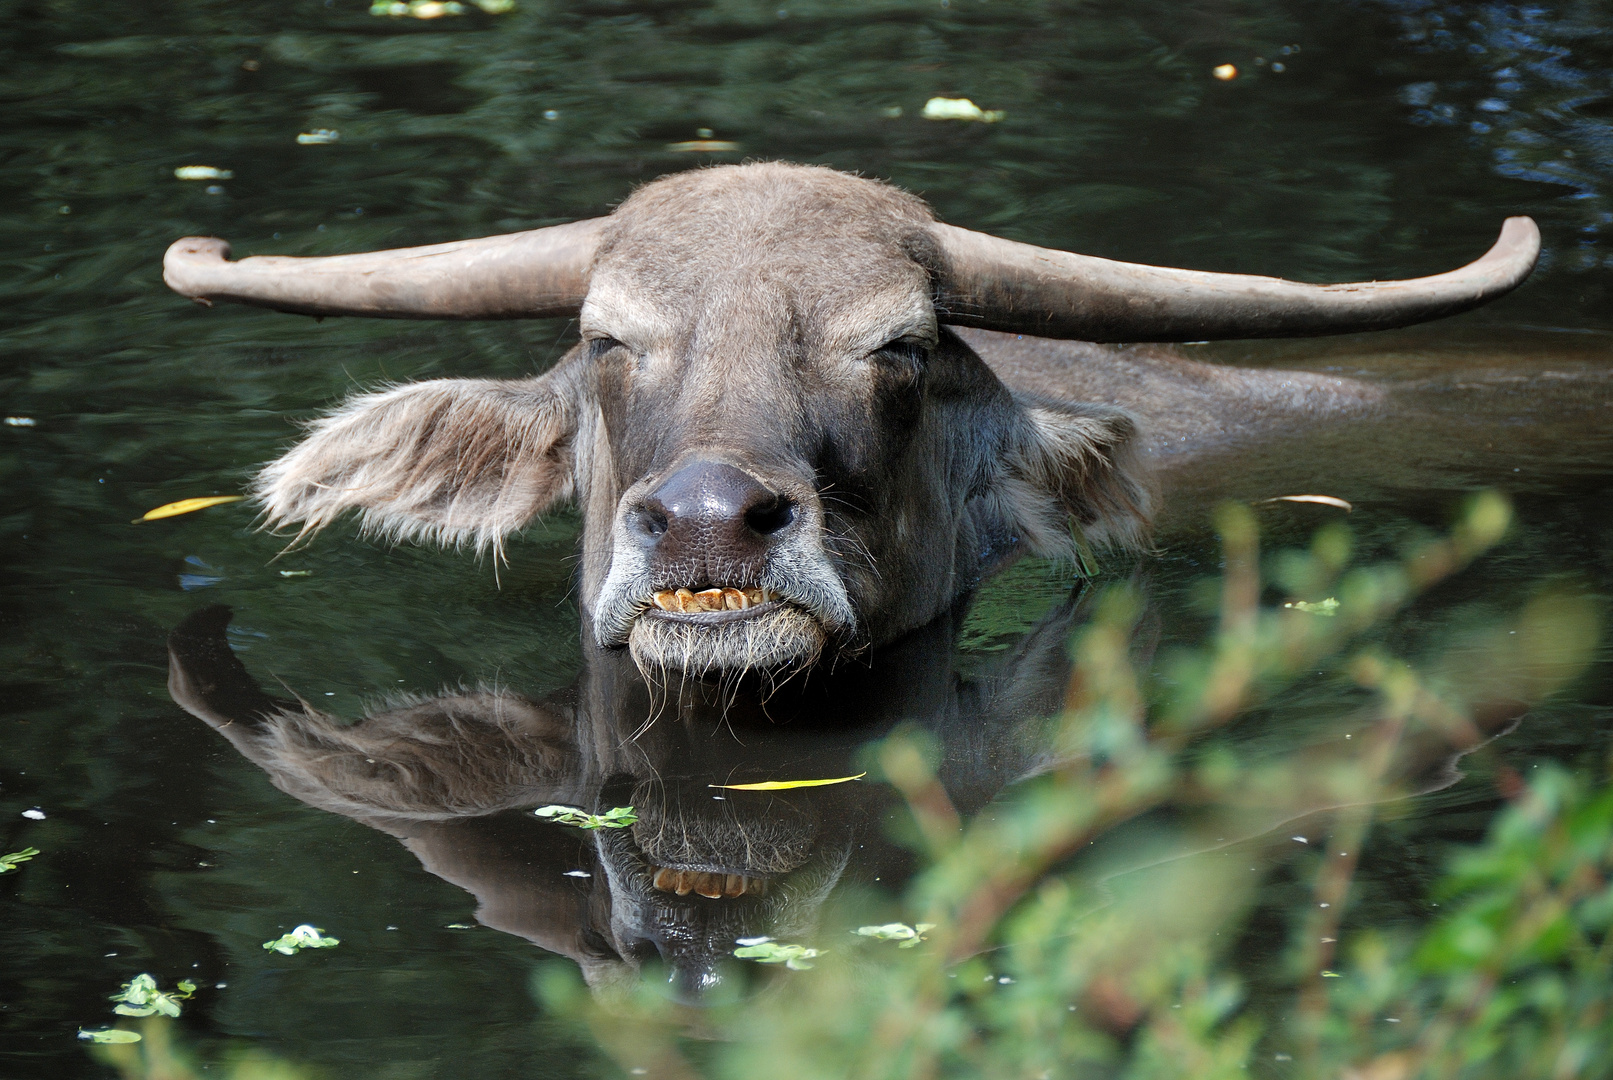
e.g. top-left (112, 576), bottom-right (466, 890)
top-left (1312, 765), bottom-right (1613, 1080)
top-left (91, 1017), bottom-right (318, 1080)
top-left (520, 493), bottom-right (1609, 1079)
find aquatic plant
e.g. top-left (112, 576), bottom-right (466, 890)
top-left (733, 939), bottom-right (825, 971)
top-left (78, 1027), bottom-right (142, 1044)
top-left (855, 923), bottom-right (936, 948)
top-left (261, 925), bottom-right (340, 956)
top-left (109, 974), bottom-right (195, 1019)
top-left (0, 846), bottom-right (39, 873)
top-left (534, 805), bottom-right (639, 829)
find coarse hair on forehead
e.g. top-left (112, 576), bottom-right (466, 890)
top-left (604, 162), bottom-right (937, 253)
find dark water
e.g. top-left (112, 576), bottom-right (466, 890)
top-left (2, 1), bottom-right (1611, 1076)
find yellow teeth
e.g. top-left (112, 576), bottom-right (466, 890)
top-left (651, 587), bottom-right (779, 613)
top-left (650, 866), bottom-right (768, 898)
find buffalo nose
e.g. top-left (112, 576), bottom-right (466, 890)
top-left (636, 462), bottom-right (796, 559)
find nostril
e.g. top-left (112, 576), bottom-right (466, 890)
top-left (744, 496), bottom-right (795, 536)
top-left (637, 506), bottom-right (669, 539)
top-left (620, 935), bottom-right (659, 964)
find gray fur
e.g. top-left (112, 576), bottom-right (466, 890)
top-left (211, 689), bottom-right (577, 821)
top-left (256, 377), bottom-right (574, 561)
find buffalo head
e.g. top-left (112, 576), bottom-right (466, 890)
top-left (163, 163), bottom-right (1538, 675)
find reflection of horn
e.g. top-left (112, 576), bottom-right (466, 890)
top-left (930, 217), bottom-right (1540, 342)
top-left (166, 606), bottom-right (629, 987)
top-left (162, 218), bottom-right (605, 319)
top-left (167, 604), bottom-right (297, 740)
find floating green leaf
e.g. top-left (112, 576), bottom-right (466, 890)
top-left (854, 922), bottom-right (936, 948)
top-left (709, 773), bottom-right (865, 791)
top-left (369, 0), bottom-right (464, 17)
top-left (1284, 597), bottom-right (1340, 616)
top-left (0, 846), bottom-right (39, 873)
top-left (733, 937), bottom-right (823, 970)
top-left (262, 924), bottom-right (340, 955)
top-left (920, 97), bottom-right (1004, 122)
top-left (78, 1027), bottom-right (142, 1044)
top-left (534, 805), bottom-right (638, 829)
top-left (173, 166), bottom-right (232, 181)
top-left (110, 974), bottom-right (195, 1018)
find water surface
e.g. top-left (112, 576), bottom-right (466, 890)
top-left (2, 1), bottom-right (1611, 1076)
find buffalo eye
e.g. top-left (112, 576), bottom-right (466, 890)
top-left (869, 337), bottom-right (928, 386)
top-left (585, 334), bottom-right (627, 358)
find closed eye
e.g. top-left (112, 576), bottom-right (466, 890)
top-left (870, 337), bottom-right (929, 377)
top-left (585, 334), bottom-right (628, 358)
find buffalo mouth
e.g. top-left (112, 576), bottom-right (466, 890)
top-left (595, 782), bottom-right (821, 907)
top-left (621, 582), bottom-right (831, 676)
top-left (647, 587), bottom-right (782, 616)
top-left (648, 866), bottom-right (772, 898)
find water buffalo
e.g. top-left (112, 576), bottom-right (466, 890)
top-left (163, 163), bottom-right (1539, 676)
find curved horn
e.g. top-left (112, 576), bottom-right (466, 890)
top-left (163, 217), bottom-right (606, 319)
top-left (931, 217), bottom-right (1540, 342)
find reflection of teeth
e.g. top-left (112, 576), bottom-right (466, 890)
top-left (650, 588), bottom-right (780, 612)
top-left (649, 865), bottom-right (768, 898)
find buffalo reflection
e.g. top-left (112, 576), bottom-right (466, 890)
top-left (167, 597), bottom-right (1082, 1001)
top-left (168, 585), bottom-right (1523, 1004)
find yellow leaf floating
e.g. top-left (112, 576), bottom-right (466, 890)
top-left (132, 495), bottom-right (245, 524)
top-left (710, 773), bottom-right (866, 791)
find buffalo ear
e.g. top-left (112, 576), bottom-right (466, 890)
top-left (256, 375), bottom-right (576, 557)
top-left (1000, 396), bottom-right (1153, 557)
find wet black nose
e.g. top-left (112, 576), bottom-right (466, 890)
top-left (635, 461), bottom-right (796, 570)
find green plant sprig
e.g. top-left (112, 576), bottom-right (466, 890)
top-left (534, 805), bottom-right (638, 829)
top-left (0, 846), bottom-right (39, 873)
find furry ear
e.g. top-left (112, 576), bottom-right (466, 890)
top-left (238, 690), bottom-right (580, 821)
top-left (167, 606), bottom-right (582, 821)
top-left (256, 375), bottom-right (576, 557)
top-left (1000, 395), bottom-right (1153, 557)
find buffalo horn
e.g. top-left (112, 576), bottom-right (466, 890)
top-left (929, 217), bottom-right (1540, 342)
top-left (162, 218), bottom-right (605, 319)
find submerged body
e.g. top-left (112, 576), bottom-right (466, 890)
top-left (972, 326), bottom-right (1613, 527)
